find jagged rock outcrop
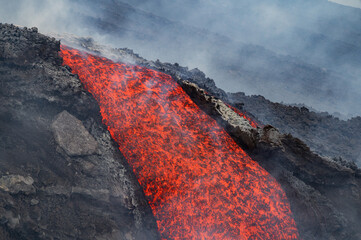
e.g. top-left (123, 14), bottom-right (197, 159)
top-left (180, 80), bottom-right (291, 151)
top-left (0, 23), bottom-right (159, 240)
top-left (180, 80), bottom-right (258, 149)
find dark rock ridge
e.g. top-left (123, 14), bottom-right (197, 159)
top-left (180, 80), bottom-right (259, 150)
top-left (2, 24), bottom-right (361, 240)
top-left (0, 23), bottom-right (159, 240)
top-left (228, 92), bottom-right (361, 166)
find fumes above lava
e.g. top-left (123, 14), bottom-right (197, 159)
top-left (60, 45), bottom-right (299, 240)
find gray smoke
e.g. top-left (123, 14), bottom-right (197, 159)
top-left (1, 0), bottom-right (360, 118)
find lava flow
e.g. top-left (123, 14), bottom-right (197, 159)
top-left (60, 45), bottom-right (299, 240)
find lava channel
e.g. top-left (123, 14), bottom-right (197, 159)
top-left (60, 45), bottom-right (299, 240)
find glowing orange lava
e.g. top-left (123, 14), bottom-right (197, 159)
top-left (60, 45), bottom-right (299, 240)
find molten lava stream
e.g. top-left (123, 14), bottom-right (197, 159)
top-left (60, 45), bottom-right (299, 240)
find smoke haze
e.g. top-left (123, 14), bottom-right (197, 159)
top-left (1, 0), bottom-right (360, 118)
top-left (330, 0), bottom-right (361, 8)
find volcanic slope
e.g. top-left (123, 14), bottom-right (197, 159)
top-left (60, 45), bottom-right (299, 240)
top-left (0, 23), bottom-right (159, 240)
top-left (1, 24), bottom-right (361, 240)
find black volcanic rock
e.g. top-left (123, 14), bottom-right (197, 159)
top-left (0, 23), bottom-right (159, 240)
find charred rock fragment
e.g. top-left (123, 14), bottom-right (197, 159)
top-left (52, 110), bottom-right (98, 156)
top-left (0, 175), bottom-right (35, 195)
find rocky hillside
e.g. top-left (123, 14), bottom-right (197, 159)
top-left (1, 24), bottom-right (361, 240)
top-left (0, 23), bottom-right (159, 240)
top-left (229, 92), bottom-right (361, 166)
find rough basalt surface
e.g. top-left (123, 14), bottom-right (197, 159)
top-left (0, 23), bottom-right (159, 240)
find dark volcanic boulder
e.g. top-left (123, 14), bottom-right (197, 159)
top-left (0, 23), bottom-right (159, 240)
